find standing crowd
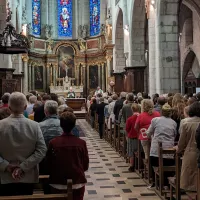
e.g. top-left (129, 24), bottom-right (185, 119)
top-left (0, 91), bottom-right (89, 200)
top-left (89, 90), bottom-right (200, 192)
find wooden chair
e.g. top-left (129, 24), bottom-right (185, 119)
top-left (134, 139), bottom-right (143, 175)
top-left (154, 142), bottom-right (176, 197)
top-left (0, 179), bottom-right (73, 200)
top-left (168, 153), bottom-right (181, 200)
top-left (143, 142), bottom-right (151, 183)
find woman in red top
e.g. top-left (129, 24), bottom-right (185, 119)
top-left (135, 99), bottom-right (160, 160)
top-left (126, 103), bottom-right (141, 172)
top-left (46, 111), bottom-right (89, 200)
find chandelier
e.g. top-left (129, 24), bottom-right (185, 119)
top-left (0, 2), bottom-right (30, 54)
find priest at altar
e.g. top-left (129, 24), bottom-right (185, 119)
top-left (94, 86), bottom-right (103, 96)
top-left (67, 87), bottom-right (76, 98)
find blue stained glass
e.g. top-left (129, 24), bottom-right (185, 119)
top-left (90, 0), bottom-right (100, 36)
top-left (32, 0), bottom-right (41, 36)
top-left (58, 0), bottom-right (73, 37)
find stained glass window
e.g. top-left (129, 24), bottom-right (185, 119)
top-left (90, 0), bottom-right (100, 36)
top-left (58, 0), bottom-right (73, 37)
top-left (32, 0), bottom-right (41, 36)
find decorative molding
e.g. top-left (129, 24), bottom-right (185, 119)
top-left (145, 0), bottom-right (150, 19)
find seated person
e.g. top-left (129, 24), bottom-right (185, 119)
top-left (46, 111), bottom-right (89, 200)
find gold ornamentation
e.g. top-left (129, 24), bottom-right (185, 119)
top-left (22, 54), bottom-right (29, 62)
top-left (145, 0), bottom-right (150, 19)
top-left (78, 38), bottom-right (87, 51)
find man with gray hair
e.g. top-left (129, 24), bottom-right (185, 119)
top-left (26, 95), bottom-right (37, 115)
top-left (0, 92), bottom-right (47, 196)
top-left (39, 100), bottom-right (63, 146)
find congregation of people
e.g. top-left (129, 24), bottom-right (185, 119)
top-left (89, 90), bottom-right (200, 194)
top-left (0, 91), bottom-right (89, 200)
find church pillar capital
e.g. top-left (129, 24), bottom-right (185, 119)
top-left (22, 55), bottom-right (29, 62)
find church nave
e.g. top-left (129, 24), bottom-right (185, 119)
top-left (78, 120), bottom-right (160, 200)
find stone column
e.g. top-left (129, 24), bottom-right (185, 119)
top-left (102, 63), bottom-right (105, 92)
top-left (46, 64), bottom-right (50, 89)
top-left (31, 65), bottom-right (35, 90)
top-left (155, 0), bottom-right (180, 94)
top-left (82, 65), bottom-right (86, 95)
top-left (98, 64), bottom-right (101, 87)
top-left (22, 55), bottom-right (29, 94)
top-left (80, 65), bottom-right (83, 85)
top-left (43, 65), bottom-right (46, 91)
top-left (106, 56), bottom-right (112, 90)
top-left (28, 63), bottom-right (32, 91)
top-left (75, 65), bottom-right (79, 85)
top-left (87, 65), bottom-right (90, 91)
top-left (148, 5), bottom-right (156, 96)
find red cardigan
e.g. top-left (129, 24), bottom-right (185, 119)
top-left (46, 134), bottom-right (89, 185)
top-left (126, 113), bottom-right (139, 138)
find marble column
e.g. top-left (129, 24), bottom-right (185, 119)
top-left (22, 55), bottom-right (29, 94)
top-left (28, 63), bottom-right (32, 91)
top-left (87, 65), bottom-right (90, 91)
top-left (31, 65), bottom-right (35, 90)
top-left (43, 65), bottom-right (46, 92)
top-left (46, 64), bottom-right (50, 89)
top-left (75, 65), bottom-right (79, 85)
top-left (80, 66), bottom-right (83, 85)
top-left (98, 64), bottom-right (101, 87)
top-left (102, 63), bottom-right (105, 92)
top-left (106, 56), bottom-right (112, 90)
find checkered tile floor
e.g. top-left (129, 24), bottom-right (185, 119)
top-left (77, 119), bottom-right (160, 200)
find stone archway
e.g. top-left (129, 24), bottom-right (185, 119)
top-left (130, 0), bottom-right (146, 67)
top-left (182, 51), bottom-right (200, 94)
top-left (114, 8), bottom-right (125, 73)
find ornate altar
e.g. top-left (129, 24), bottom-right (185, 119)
top-left (50, 76), bottom-right (83, 97)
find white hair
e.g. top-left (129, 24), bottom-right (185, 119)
top-left (58, 96), bottom-right (66, 105)
top-left (29, 95), bottom-right (37, 104)
top-left (9, 92), bottom-right (27, 114)
top-left (57, 104), bottom-right (68, 115)
top-left (44, 100), bottom-right (58, 115)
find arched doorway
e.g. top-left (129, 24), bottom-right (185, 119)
top-left (183, 51), bottom-right (200, 94)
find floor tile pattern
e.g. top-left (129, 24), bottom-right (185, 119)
top-left (77, 120), bottom-right (160, 200)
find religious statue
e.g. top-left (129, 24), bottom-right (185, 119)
top-left (46, 38), bottom-right (54, 52)
top-left (101, 24), bottom-right (106, 35)
top-left (67, 87), bottom-right (76, 98)
top-left (95, 86), bottom-right (103, 96)
top-left (78, 38), bottom-right (87, 51)
top-left (82, 25), bottom-right (88, 38)
top-left (44, 24), bottom-right (53, 39)
top-left (27, 23), bottom-right (32, 35)
top-left (78, 25), bottom-right (83, 38)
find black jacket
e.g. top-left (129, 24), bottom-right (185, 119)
top-left (34, 104), bottom-right (46, 123)
top-left (96, 102), bottom-right (107, 123)
top-left (90, 103), bottom-right (97, 117)
top-left (195, 124), bottom-right (200, 168)
top-left (114, 98), bottom-right (125, 120)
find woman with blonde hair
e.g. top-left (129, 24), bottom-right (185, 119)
top-left (135, 99), bottom-right (160, 160)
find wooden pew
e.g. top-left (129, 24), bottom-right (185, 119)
top-left (94, 113), bottom-right (99, 131)
top-left (168, 153), bottom-right (181, 200)
top-left (134, 139), bottom-right (143, 175)
top-left (154, 143), bottom-right (176, 198)
top-left (104, 117), bottom-right (109, 142)
top-left (0, 179), bottom-right (73, 200)
top-left (197, 168), bottom-right (200, 200)
top-left (143, 142), bottom-right (151, 183)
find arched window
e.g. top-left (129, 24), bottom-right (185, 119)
top-left (58, 0), bottom-right (73, 37)
top-left (32, 0), bottom-right (41, 36)
top-left (90, 0), bottom-right (100, 36)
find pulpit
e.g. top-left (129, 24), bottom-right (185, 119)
top-left (0, 68), bottom-right (20, 97)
